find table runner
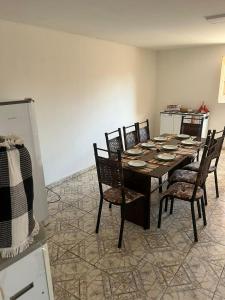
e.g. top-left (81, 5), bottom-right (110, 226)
top-left (122, 136), bottom-right (202, 174)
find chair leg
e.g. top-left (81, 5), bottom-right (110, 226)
top-left (170, 198), bottom-right (174, 215)
top-left (191, 202), bottom-right (198, 242)
top-left (158, 197), bottom-right (165, 228)
top-left (164, 197), bottom-right (168, 212)
top-left (197, 149), bottom-right (200, 161)
top-left (196, 199), bottom-right (201, 218)
top-left (118, 205), bottom-right (125, 248)
top-left (95, 196), bottom-right (104, 233)
top-left (159, 177), bottom-right (163, 193)
top-left (109, 203), bottom-right (112, 209)
top-left (203, 183), bottom-right (208, 206)
top-left (214, 170), bottom-right (219, 198)
top-left (201, 196), bottom-right (207, 226)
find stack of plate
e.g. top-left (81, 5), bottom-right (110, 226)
top-left (176, 134), bottom-right (190, 140)
top-left (153, 136), bottom-right (167, 142)
top-left (141, 142), bottom-right (155, 149)
top-left (126, 149), bottom-right (143, 156)
top-left (128, 160), bottom-right (147, 168)
top-left (162, 144), bottom-right (178, 151)
top-left (181, 139), bottom-right (196, 146)
top-left (157, 153), bottom-right (176, 161)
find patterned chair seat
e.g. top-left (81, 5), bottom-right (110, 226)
top-left (103, 187), bottom-right (143, 205)
top-left (169, 169), bottom-right (197, 184)
top-left (184, 161), bottom-right (216, 173)
top-left (163, 182), bottom-right (204, 201)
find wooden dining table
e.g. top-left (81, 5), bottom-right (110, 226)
top-left (122, 134), bottom-right (203, 230)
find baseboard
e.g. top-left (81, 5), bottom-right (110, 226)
top-left (46, 165), bottom-right (96, 189)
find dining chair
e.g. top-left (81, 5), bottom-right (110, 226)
top-left (167, 130), bottom-right (213, 206)
top-left (136, 119), bottom-right (150, 143)
top-left (158, 138), bottom-right (217, 242)
top-left (123, 123), bottom-right (139, 150)
top-left (105, 128), bottom-right (123, 158)
top-left (183, 126), bottom-right (225, 198)
top-left (180, 115), bottom-right (204, 138)
top-left (93, 143), bottom-right (145, 248)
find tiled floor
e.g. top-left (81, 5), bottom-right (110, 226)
top-left (46, 151), bottom-right (225, 300)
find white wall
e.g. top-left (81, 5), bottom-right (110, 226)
top-left (156, 45), bottom-right (225, 134)
top-left (0, 20), bottom-right (156, 184)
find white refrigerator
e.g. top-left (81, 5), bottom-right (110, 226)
top-left (0, 99), bottom-right (48, 222)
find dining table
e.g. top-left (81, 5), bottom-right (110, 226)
top-left (122, 134), bottom-right (204, 230)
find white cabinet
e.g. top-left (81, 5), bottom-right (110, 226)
top-left (160, 113), bottom-right (173, 135)
top-left (0, 244), bottom-right (54, 300)
top-left (160, 112), bottom-right (209, 138)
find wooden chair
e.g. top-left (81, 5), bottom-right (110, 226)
top-left (136, 119), bottom-right (150, 143)
top-left (158, 138), bottom-right (217, 242)
top-left (180, 115), bottom-right (204, 138)
top-left (93, 143), bottom-right (145, 248)
top-left (167, 130), bottom-right (213, 206)
top-left (123, 123), bottom-right (139, 150)
top-left (183, 126), bottom-right (225, 198)
top-left (105, 128), bottom-right (123, 158)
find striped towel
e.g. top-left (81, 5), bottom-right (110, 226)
top-left (0, 136), bottom-right (39, 258)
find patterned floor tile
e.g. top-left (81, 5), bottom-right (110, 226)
top-left (45, 151), bottom-right (225, 299)
top-left (162, 286), bottom-right (214, 300)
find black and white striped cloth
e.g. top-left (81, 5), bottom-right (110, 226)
top-left (0, 136), bottom-right (39, 258)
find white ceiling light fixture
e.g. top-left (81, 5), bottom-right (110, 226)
top-left (205, 13), bottom-right (225, 24)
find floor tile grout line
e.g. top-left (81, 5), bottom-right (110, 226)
top-left (212, 264), bottom-right (225, 299)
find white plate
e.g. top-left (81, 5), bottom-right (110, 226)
top-left (177, 134), bottom-right (190, 139)
top-left (181, 139), bottom-right (196, 146)
top-left (126, 149), bottom-right (143, 156)
top-left (162, 144), bottom-right (178, 151)
top-left (128, 160), bottom-right (147, 168)
top-left (141, 142), bottom-right (155, 148)
top-left (153, 136), bottom-right (167, 142)
top-left (157, 153), bottom-right (176, 161)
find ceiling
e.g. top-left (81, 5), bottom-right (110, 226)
top-left (1, 0), bottom-right (225, 49)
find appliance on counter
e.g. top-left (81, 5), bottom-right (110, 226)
top-left (160, 111), bottom-right (209, 138)
top-left (0, 99), bottom-right (47, 223)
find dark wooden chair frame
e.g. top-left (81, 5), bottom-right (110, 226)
top-left (93, 143), bottom-right (144, 248)
top-left (158, 131), bottom-right (217, 242)
top-left (165, 129), bottom-right (212, 209)
top-left (208, 126), bottom-right (225, 198)
top-left (123, 123), bottom-right (139, 150)
top-left (180, 115), bottom-right (204, 139)
top-left (105, 128), bottom-right (124, 158)
top-left (136, 119), bottom-right (150, 143)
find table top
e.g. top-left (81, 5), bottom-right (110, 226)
top-left (122, 135), bottom-right (203, 178)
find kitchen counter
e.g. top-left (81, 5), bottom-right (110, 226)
top-left (160, 111), bottom-right (209, 117)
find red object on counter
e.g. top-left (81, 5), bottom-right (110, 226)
top-left (198, 102), bottom-right (209, 113)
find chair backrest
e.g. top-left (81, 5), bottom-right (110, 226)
top-left (136, 119), bottom-right (150, 143)
top-left (180, 116), bottom-right (204, 138)
top-left (192, 130), bottom-right (217, 199)
top-left (93, 143), bottom-right (125, 201)
top-left (211, 126), bottom-right (225, 166)
top-left (105, 128), bottom-right (123, 158)
top-left (123, 123), bottom-right (139, 150)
